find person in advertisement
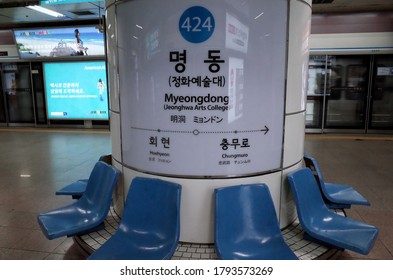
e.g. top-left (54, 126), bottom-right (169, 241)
top-left (97, 78), bottom-right (105, 101)
top-left (75, 29), bottom-right (88, 55)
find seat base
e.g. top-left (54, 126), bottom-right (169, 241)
top-left (67, 222), bottom-right (105, 238)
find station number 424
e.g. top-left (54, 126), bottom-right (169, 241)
top-left (180, 16), bottom-right (213, 32)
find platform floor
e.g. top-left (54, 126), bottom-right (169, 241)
top-left (0, 128), bottom-right (392, 260)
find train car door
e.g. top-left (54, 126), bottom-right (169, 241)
top-left (369, 55), bottom-right (393, 131)
top-left (324, 55), bottom-right (370, 131)
top-left (0, 71), bottom-right (6, 125)
top-left (31, 62), bottom-right (47, 125)
top-left (306, 55), bottom-right (326, 132)
top-left (0, 62), bottom-right (35, 125)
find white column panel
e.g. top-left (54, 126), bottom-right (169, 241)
top-left (285, 0), bottom-right (311, 114)
top-left (283, 112), bottom-right (306, 167)
top-left (106, 5), bottom-right (120, 113)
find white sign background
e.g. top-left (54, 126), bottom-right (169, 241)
top-left (117, 0), bottom-right (288, 177)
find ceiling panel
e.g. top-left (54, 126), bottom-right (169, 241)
top-left (0, 1), bottom-right (104, 27)
top-left (312, 0), bottom-right (393, 13)
top-left (1, 7), bottom-right (54, 23)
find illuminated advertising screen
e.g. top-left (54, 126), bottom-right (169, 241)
top-left (44, 61), bottom-right (109, 120)
top-left (13, 26), bottom-right (104, 59)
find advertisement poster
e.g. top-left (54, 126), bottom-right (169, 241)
top-left (118, 0), bottom-right (287, 177)
top-left (14, 26), bottom-right (104, 58)
top-left (44, 61), bottom-right (109, 120)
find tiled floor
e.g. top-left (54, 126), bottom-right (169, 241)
top-left (0, 128), bottom-right (392, 260)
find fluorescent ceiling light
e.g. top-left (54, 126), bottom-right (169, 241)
top-left (254, 12), bottom-right (264, 20)
top-left (27, 5), bottom-right (65, 18)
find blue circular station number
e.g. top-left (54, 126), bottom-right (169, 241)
top-left (179, 6), bottom-right (215, 44)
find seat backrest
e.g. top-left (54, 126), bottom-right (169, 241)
top-left (120, 177), bottom-right (181, 244)
top-left (215, 184), bottom-right (282, 245)
top-left (303, 154), bottom-right (327, 188)
top-left (287, 168), bottom-right (329, 225)
top-left (81, 161), bottom-right (120, 211)
top-left (99, 154), bottom-right (112, 165)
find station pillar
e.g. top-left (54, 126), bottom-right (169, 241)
top-left (106, 0), bottom-right (311, 243)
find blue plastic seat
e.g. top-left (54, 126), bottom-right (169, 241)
top-left (88, 177), bottom-right (181, 260)
top-left (37, 161), bottom-right (120, 240)
top-left (287, 168), bottom-right (378, 255)
top-left (55, 179), bottom-right (88, 199)
top-left (55, 154), bottom-right (112, 199)
top-left (303, 154), bottom-right (370, 208)
top-left (214, 184), bottom-right (298, 260)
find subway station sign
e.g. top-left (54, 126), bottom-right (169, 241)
top-left (118, 0), bottom-right (288, 177)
